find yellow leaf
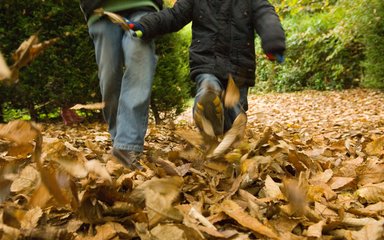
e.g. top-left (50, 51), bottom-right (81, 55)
top-left (366, 136), bottom-right (384, 156)
top-left (224, 74), bottom-right (240, 108)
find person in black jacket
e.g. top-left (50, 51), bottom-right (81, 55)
top-left (79, 0), bottom-right (163, 170)
top-left (129, 0), bottom-right (286, 157)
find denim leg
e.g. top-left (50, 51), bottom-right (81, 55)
top-left (89, 12), bottom-right (156, 152)
top-left (194, 74), bottom-right (224, 104)
top-left (114, 12), bottom-right (157, 152)
top-left (194, 74), bottom-right (248, 133)
top-left (89, 19), bottom-right (124, 141)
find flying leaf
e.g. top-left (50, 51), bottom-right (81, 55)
top-left (208, 112), bottom-right (247, 158)
top-left (0, 52), bottom-right (11, 81)
top-left (8, 33), bottom-right (59, 84)
top-left (10, 165), bottom-right (40, 194)
top-left (20, 207), bottom-right (43, 229)
top-left (70, 102), bottom-right (105, 110)
top-left (224, 74), bottom-right (240, 108)
top-left (94, 9), bottom-right (131, 31)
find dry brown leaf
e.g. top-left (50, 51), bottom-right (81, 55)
top-left (94, 9), bottom-right (131, 31)
top-left (309, 169), bottom-right (333, 185)
top-left (263, 175), bottom-right (284, 200)
top-left (221, 199), bottom-right (281, 239)
top-left (10, 165), bottom-right (40, 194)
top-left (224, 74), bottom-right (240, 108)
top-left (0, 120), bottom-right (40, 145)
top-left (70, 102), bottom-right (105, 110)
top-left (365, 136), bottom-right (384, 156)
top-left (20, 207), bottom-right (43, 229)
top-left (43, 140), bottom-right (88, 178)
top-left (150, 224), bottom-right (204, 240)
top-left (208, 112), bottom-right (247, 158)
top-left (306, 220), bottom-right (325, 238)
top-left (282, 178), bottom-right (307, 216)
top-left (37, 164), bottom-right (73, 206)
top-left (0, 52), bottom-right (11, 81)
top-left (328, 176), bottom-right (356, 190)
top-left (0, 223), bottom-right (21, 239)
top-left (7, 34), bottom-right (59, 84)
top-left (357, 159), bottom-right (384, 185)
top-left (356, 182), bottom-right (384, 203)
top-left (350, 219), bottom-right (384, 240)
top-left (130, 176), bottom-right (183, 225)
top-left (85, 160), bottom-right (112, 183)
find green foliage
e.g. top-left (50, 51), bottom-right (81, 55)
top-left (0, 0), bottom-right (193, 123)
top-left (151, 25), bottom-right (192, 123)
top-left (0, 0), bottom-right (99, 121)
top-left (357, 0), bottom-right (384, 88)
top-left (256, 0), bottom-right (365, 92)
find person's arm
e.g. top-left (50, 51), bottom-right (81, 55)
top-left (135, 0), bottom-right (194, 39)
top-left (252, 0), bottom-right (286, 57)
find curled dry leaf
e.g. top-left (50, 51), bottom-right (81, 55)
top-left (20, 207), bottom-right (43, 229)
top-left (224, 74), bottom-right (240, 108)
top-left (365, 136), bottom-right (384, 156)
top-left (70, 102), bottom-right (105, 110)
top-left (221, 199), bottom-right (281, 240)
top-left (356, 182), bottom-right (384, 204)
top-left (85, 160), bottom-right (112, 183)
top-left (10, 165), bottom-right (40, 194)
top-left (94, 9), bottom-right (131, 31)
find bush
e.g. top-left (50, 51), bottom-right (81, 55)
top-left (151, 24), bottom-right (192, 124)
top-left (359, 0), bottom-right (384, 88)
top-left (0, 0), bottom-right (99, 121)
top-left (255, 2), bottom-right (364, 92)
top-left (0, 0), bottom-right (193, 123)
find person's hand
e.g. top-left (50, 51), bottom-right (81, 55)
top-left (266, 52), bottom-right (285, 64)
top-left (124, 19), bottom-right (144, 38)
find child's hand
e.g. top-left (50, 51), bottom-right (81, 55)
top-left (266, 52), bottom-right (285, 63)
top-left (125, 19), bottom-right (144, 37)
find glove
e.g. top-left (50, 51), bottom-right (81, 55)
top-left (124, 18), bottom-right (144, 38)
top-left (266, 52), bottom-right (285, 64)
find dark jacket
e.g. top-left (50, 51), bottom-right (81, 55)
top-left (79, 0), bottom-right (163, 20)
top-left (139, 0), bottom-right (286, 87)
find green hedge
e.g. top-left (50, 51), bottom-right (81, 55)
top-left (0, 0), bottom-right (191, 122)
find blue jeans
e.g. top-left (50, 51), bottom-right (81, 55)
top-left (89, 11), bottom-right (157, 152)
top-left (194, 74), bottom-right (248, 133)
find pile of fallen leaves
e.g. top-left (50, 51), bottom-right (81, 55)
top-left (0, 89), bottom-right (383, 240)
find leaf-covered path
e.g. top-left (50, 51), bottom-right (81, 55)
top-left (1, 88), bottom-right (384, 239)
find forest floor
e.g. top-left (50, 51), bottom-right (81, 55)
top-left (1, 88), bottom-right (384, 240)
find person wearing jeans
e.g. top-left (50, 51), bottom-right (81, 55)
top-left (80, 0), bottom-right (163, 170)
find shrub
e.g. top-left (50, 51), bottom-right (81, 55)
top-left (151, 24), bottom-right (192, 124)
top-left (0, 0), bottom-right (99, 121)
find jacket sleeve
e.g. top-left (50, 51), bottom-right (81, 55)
top-left (252, 0), bottom-right (286, 54)
top-left (139, 0), bottom-right (194, 40)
